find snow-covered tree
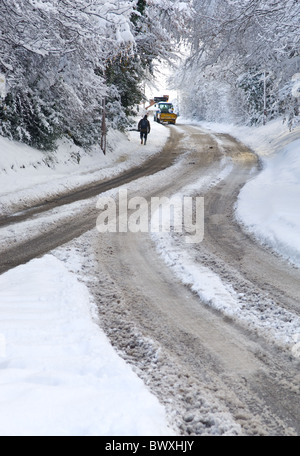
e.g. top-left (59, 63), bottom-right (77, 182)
top-left (0, 0), bottom-right (194, 150)
top-left (0, 0), bottom-right (137, 149)
top-left (175, 0), bottom-right (300, 127)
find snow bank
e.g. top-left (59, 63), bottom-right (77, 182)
top-left (236, 138), bottom-right (300, 267)
top-left (0, 120), bottom-right (170, 214)
top-left (0, 255), bottom-right (173, 436)
top-left (181, 118), bottom-right (300, 268)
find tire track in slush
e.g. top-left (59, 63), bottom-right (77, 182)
top-left (0, 128), bottom-right (183, 274)
top-left (87, 125), bottom-right (300, 436)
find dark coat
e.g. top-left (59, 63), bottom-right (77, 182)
top-left (138, 117), bottom-right (151, 133)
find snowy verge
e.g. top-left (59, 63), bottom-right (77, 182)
top-left (180, 118), bottom-right (300, 268)
top-left (236, 138), bottom-right (300, 268)
top-left (0, 120), bottom-right (170, 215)
top-left (0, 254), bottom-right (174, 436)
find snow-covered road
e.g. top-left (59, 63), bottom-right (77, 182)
top-left (78, 124), bottom-right (300, 436)
top-left (0, 119), bottom-right (299, 436)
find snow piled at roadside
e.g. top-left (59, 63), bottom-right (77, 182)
top-left (236, 139), bottom-right (300, 268)
top-left (207, 120), bottom-right (300, 269)
top-left (0, 255), bottom-right (173, 436)
top-left (181, 118), bottom-right (300, 268)
top-left (0, 119), bottom-right (169, 214)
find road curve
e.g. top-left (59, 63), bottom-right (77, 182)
top-left (0, 129), bottom-right (183, 274)
top-left (88, 125), bottom-right (300, 436)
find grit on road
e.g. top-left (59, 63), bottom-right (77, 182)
top-left (1, 124), bottom-right (299, 435)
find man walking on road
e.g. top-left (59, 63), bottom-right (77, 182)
top-left (138, 115), bottom-right (151, 145)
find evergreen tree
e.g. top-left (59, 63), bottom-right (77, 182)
top-left (105, 54), bottom-right (145, 119)
top-left (0, 0), bottom-right (193, 150)
top-left (0, 91), bottom-right (61, 151)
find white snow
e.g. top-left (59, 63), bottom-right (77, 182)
top-left (189, 118), bottom-right (300, 268)
top-left (0, 116), bottom-right (300, 435)
top-left (0, 119), bottom-right (169, 214)
top-left (237, 138), bottom-right (300, 267)
top-left (0, 254), bottom-right (173, 436)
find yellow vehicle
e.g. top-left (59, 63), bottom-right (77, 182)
top-left (154, 101), bottom-right (177, 125)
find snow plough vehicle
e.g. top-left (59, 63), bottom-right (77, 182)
top-left (154, 101), bottom-right (177, 124)
top-left (147, 96), bottom-right (178, 125)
